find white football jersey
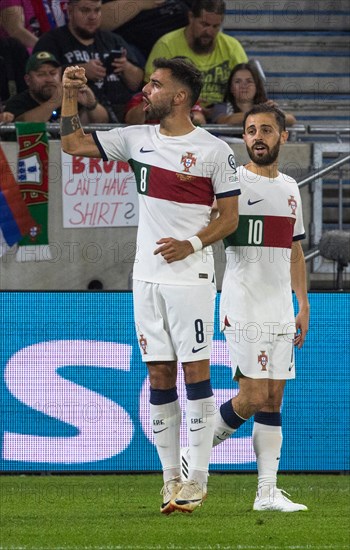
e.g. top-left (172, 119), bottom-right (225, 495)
top-left (220, 165), bottom-right (305, 333)
top-left (94, 125), bottom-right (240, 285)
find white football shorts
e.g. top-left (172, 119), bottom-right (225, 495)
top-left (133, 280), bottom-right (216, 363)
top-left (222, 324), bottom-right (296, 380)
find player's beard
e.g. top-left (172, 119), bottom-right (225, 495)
top-left (192, 35), bottom-right (214, 54)
top-left (246, 140), bottom-right (281, 166)
top-left (147, 102), bottom-right (172, 121)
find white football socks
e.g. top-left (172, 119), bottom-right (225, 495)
top-left (253, 420), bottom-right (283, 491)
top-left (212, 407), bottom-right (247, 446)
top-left (186, 395), bottom-right (216, 485)
top-left (150, 399), bottom-right (181, 483)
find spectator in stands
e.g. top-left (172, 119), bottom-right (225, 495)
top-left (0, 0), bottom-right (42, 52)
top-left (33, 0), bottom-right (144, 122)
top-left (0, 36), bottom-right (28, 105)
top-left (124, 90), bottom-right (206, 126)
top-left (5, 51), bottom-right (108, 123)
top-left (0, 1), bottom-right (69, 56)
top-left (212, 62), bottom-right (297, 127)
top-left (36, 0), bottom-right (68, 30)
top-left (144, 0), bottom-right (248, 120)
top-left (100, 0), bottom-right (191, 64)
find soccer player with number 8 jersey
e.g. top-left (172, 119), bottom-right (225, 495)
top-left (60, 56), bottom-right (240, 514)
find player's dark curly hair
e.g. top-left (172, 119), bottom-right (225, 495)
top-left (152, 57), bottom-right (203, 107)
top-left (224, 62), bottom-right (268, 111)
top-left (243, 103), bottom-right (286, 132)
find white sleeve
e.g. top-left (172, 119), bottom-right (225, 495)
top-left (293, 184), bottom-right (305, 240)
top-left (211, 141), bottom-right (241, 197)
top-left (94, 127), bottom-right (130, 162)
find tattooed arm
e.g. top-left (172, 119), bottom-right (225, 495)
top-left (61, 66), bottom-right (101, 158)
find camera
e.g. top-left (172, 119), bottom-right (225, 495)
top-left (104, 48), bottom-right (123, 75)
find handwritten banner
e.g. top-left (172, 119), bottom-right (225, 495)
top-left (61, 152), bottom-right (139, 228)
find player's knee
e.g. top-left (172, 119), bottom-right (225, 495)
top-left (250, 394), bottom-right (269, 413)
top-left (267, 385), bottom-right (284, 409)
top-left (235, 394), bottom-right (268, 416)
top-left (247, 386), bottom-right (269, 412)
top-left (265, 395), bottom-right (283, 410)
top-left (148, 362), bottom-right (177, 388)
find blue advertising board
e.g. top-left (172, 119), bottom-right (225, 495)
top-left (0, 292), bottom-right (349, 472)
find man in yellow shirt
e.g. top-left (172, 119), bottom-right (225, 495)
top-left (145, 0), bottom-right (248, 119)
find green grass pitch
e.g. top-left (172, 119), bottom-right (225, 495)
top-left (0, 473), bottom-right (349, 549)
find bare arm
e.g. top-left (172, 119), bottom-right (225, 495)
top-left (0, 6), bottom-right (38, 49)
top-left (215, 112), bottom-right (244, 125)
top-left (15, 100), bottom-right (59, 122)
top-left (121, 60), bottom-right (144, 90)
top-left (80, 59), bottom-right (107, 82)
top-left (0, 112), bottom-right (14, 123)
top-left (60, 66), bottom-right (101, 158)
top-left (110, 54), bottom-right (144, 91)
top-left (285, 112), bottom-right (297, 127)
top-left (291, 240), bottom-right (310, 348)
top-left (16, 83), bottom-right (62, 122)
top-left (265, 100), bottom-right (297, 127)
top-left (81, 103), bottom-right (109, 124)
top-left (154, 195), bottom-right (239, 263)
top-left (100, 0), bottom-right (166, 31)
top-left (191, 110), bottom-right (206, 126)
top-left (77, 85), bottom-right (109, 123)
top-left (197, 195), bottom-right (239, 247)
top-left (124, 102), bottom-right (146, 125)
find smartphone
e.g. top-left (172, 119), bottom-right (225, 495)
top-left (104, 48), bottom-right (124, 74)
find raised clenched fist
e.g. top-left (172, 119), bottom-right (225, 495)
top-left (62, 66), bottom-right (87, 88)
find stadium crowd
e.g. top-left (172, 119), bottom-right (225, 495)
top-left (0, 0), bottom-right (296, 126)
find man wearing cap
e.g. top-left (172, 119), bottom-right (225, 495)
top-left (5, 50), bottom-right (108, 123)
top-left (32, 0), bottom-right (144, 122)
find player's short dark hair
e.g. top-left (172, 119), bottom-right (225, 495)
top-left (152, 57), bottom-right (203, 107)
top-left (243, 103), bottom-right (286, 133)
top-left (190, 0), bottom-right (226, 17)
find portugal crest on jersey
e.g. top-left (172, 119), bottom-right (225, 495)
top-left (288, 195), bottom-right (297, 215)
top-left (139, 333), bottom-right (148, 354)
top-left (181, 152), bottom-right (196, 173)
top-left (258, 350), bottom-right (268, 371)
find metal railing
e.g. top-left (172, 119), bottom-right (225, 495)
top-left (2, 122), bottom-right (349, 142)
top-left (0, 122), bottom-right (306, 139)
top-left (298, 153), bottom-right (350, 189)
top-left (308, 125), bottom-right (350, 135)
top-left (304, 247), bottom-right (321, 263)
top-left (299, 153), bottom-right (350, 267)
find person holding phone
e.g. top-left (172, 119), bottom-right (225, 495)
top-left (32, 0), bottom-right (144, 121)
top-left (104, 47), bottom-right (124, 74)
